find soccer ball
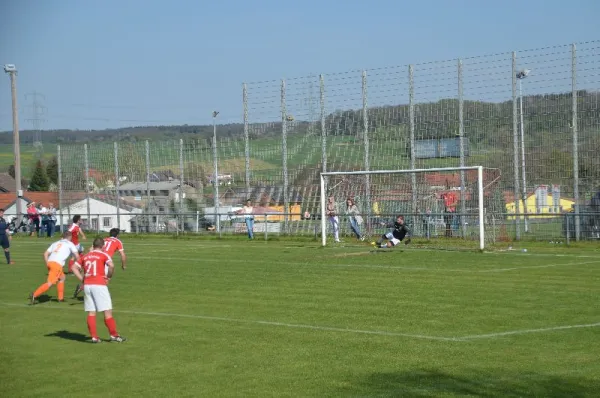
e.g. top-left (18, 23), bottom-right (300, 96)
top-left (286, 115), bottom-right (294, 121)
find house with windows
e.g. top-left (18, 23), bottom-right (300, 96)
top-left (117, 179), bottom-right (197, 209)
top-left (58, 196), bottom-right (142, 233)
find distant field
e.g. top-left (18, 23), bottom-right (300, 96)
top-left (33, 135), bottom-right (484, 185)
top-left (0, 144), bottom-right (54, 173)
top-left (1, 237), bottom-right (600, 397)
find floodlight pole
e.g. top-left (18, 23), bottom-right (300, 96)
top-left (5, 66), bottom-right (22, 219)
top-left (518, 73), bottom-right (529, 233)
top-left (212, 111), bottom-right (220, 234)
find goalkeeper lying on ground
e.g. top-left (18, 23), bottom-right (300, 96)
top-left (372, 215), bottom-right (411, 248)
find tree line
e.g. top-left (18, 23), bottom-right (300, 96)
top-left (8, 157), bottom-right (59, 192)
top-left (1, 91), bottom-right (597, 145)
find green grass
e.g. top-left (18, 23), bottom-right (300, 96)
top-left (1, 237), bottom-right (600, 397)
top-left (0, 144), bottom-right (52, 173)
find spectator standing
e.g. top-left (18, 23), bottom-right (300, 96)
top-left (27, 203), bottom-right (40, 237)
top-left (345, 198), bottom-right (365, 241)
top-left (46, 202), bottom-right (57, 237)
top-left (326, 195), bottom-right (340, 243)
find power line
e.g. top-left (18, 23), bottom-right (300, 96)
top-left (25, 91), bottom-right (47, 144)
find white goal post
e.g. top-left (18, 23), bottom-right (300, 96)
top-left (320, 166), bottom-right (486, 250)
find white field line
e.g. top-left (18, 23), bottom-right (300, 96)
top-left (0, 302), bottom-right (457, 342)
top-left (129, 255), bottom-right (600, 273)
top-left (459, 322), bottom-right (600, 340)
top-left (3, 302), bottom-right (599, 342)
top-left (485, 251), bottom-right (600, 260)
top-left (476, 260), bottom-right (600, 273)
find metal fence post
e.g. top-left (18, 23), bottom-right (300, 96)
top-left (84, 144), bottom-right (91, 229)
top-left (362, 70), bottom-right (372, 223)
top-left (565, 212), bottom-right (570, 246)
top-left (571, 43), bottom-right (580, 241)
top-left (320, 74), bottom-right (327, 174)
top-left (281, 79), bottom-right (289, 234)
top-left (243, 83), bottom-right (251, 196)
top-left (264, 214), bottom-right (268, 241)
top-left (179, 139), bottom-right (184, 234)
top-left (408, 65), bottom-right (417, 221)
top-left (458, 59), bottom-right (467, 239)
top-left (114, 142), bottom-right (121, 231)
top-left (511, 52), bottom-right (521, 240)
top-left (57, 145), bottom-right (63, 231)
top-left (145, 140), bottom-right (151, 233)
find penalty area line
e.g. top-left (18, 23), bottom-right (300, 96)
top-left (0, 302), bottom-right (457, 342)
top-left (5, 303), bottom-right (598, 341)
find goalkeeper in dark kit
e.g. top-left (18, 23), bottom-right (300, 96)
top-left (372, 215), bottom-right (411, 248)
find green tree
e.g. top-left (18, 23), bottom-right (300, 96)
top-left (7, 165), bottom-right (15, 179)
top-left (29, 160), bottom-right (50, 191)
top-left (46, 156), bottom-right (59, 185)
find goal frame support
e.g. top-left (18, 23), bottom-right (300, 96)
top-left (320, 166), bottom-right (485, 250)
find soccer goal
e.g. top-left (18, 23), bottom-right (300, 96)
top-left (320, 166), bottom-right (504, 250)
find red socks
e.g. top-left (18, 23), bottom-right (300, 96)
top-left (87, 315), bottom-right (98, 339)
top-left (105, 317), bottom-right (118, 337)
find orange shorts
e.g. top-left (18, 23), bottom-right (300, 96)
top-left (47, 261), bottom-right (65, 284)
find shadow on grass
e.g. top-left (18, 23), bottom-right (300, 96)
top-left (68, 297), bottom-right (84, 305)
top-left (44, 330), bottom-right (90, 343)
top-left (339, 369), bottom-right (600, 397)
top-left (34, 294), bottom-right (52, 303)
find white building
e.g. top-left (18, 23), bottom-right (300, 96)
top-left (58, 197), bottom-right (142, 233)
top-left (3, 198), bottom-right (31, 218)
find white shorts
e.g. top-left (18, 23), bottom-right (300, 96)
top-left (76, 244), bottom-right (84, 253)
top-left (83, 285), bottom-right (113, 312)
top-left (385, 232), bottom-right (401, 246)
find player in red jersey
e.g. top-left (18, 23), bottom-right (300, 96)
top-left (67, 215), bottom-right (86, 274)
top-left (71, 237), bottom-right (126, 343)
top-left (103, 228), bottom-right (127, 269)
top-left (73, 228), bottom-right (126, 298)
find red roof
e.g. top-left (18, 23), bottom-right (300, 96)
top-left (0, 193), bottom-right (15, 210)
top-left (0, 192), bottom-right (60, 210)
top-left (88, 168), bottom-right (112, 182)
top-left (23, 192), bottom-right (60, 206)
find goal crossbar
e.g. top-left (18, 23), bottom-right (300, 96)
top-left (320, 166), bottom-right (485, 250)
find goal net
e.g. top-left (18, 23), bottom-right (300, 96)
top-left (320, 166), bottom-right (504, 251)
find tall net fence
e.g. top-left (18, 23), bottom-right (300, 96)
top-left (50, 40), bottom-right (600, 242)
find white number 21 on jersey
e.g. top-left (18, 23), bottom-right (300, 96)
top-left (84, 260), bottom-right (97, 277)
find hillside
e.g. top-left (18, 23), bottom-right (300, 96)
top-left (1, 91), bottom-right (598, 145)
top-left (1, 91), bottom-right (599, 199)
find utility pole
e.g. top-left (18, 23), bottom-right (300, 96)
top-left (25, 91), bottom-right (46, 149)
top-left (4, 64), bottom-right (22, 219)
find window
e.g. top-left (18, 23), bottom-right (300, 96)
top-left (91, 219), bottom-right (98, 230)
top-left (158, 206), bottom-right (165, 213)
top-left (103, 217), bottom-right (111, 228)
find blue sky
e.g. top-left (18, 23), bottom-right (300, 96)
top-left (0, 0), bottom-right (598, 132)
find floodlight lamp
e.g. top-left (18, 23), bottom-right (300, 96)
top-left (3, 64), bottom-right (16, 73)
top-left (516, 69), bottom-right (531, 79)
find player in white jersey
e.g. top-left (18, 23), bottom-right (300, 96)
top-left (29, 231), bottom-right (81, 304)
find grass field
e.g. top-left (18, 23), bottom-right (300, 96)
top-left (1, 237), bottom-right (600, 397)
